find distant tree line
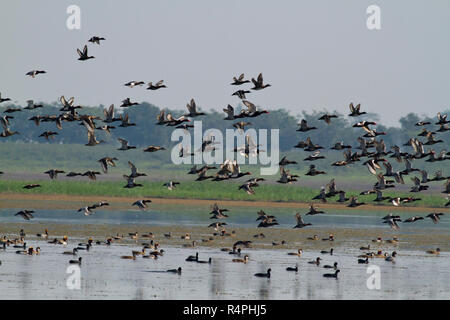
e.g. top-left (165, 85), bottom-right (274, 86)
top-left (1, 102), bottom-right (449, 153)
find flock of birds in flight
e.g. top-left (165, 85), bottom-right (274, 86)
top-left (0, 35), bottom-right (449, 280)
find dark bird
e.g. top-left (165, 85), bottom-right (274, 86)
top-left (223, 104), bottom-right (237, 120)
top-left (313, 187), bottom-right (327, 203)
top-left (293, 213), bottom-right (311, 228)
top-left (286, 265), bottom-right (298, 272)
top-left (0, 92), bottom-right (11, 103)
top-left (184, 98), bottom-right (205, 117)
top-left (251, 73), bottom-right (271, 90)
top-left (132, 200), bottom-right (152, 211)
top-left (304, 137), bottom-right (323, 152)
top-left (231, 73), bottom-right (250, 85)
top-left (403, 216), bottom-right (424, 223)
top-left (117, 138), bottom-right (136, 151)
top-left (120, 98), bottom-right (139, 108)
top-left (24, 100), bottom-right (43, 110)
top-left (238, 181), bottom-right (259, 195)
top-left (347, 196), bottom-right (365, 207)
top-left (318, 114), bottom-right (338, 124)
top-left (232, 90), bottom-right (250, 99)
top-left (82, 171), bottom-right (101, 181)
top-left (147, 80), bottom-right (167, 90)
top-left (436, 112), bottom-right (449, 125)
top-left (383, 218), bottom-right (401, 230)
top-left (124, 81), bottom-right (144, 88)
top-left (44, 169), bottom-right (65, 180)
top-left (323, 270), bottom-right (340, 279)
top-left (103, 104), bottom-right (121, 123)
top-left (424, 132), bottom-right (443, 145)
top-left (304, 150), bottom-right (325, 161)
top-left (77, 45), bottom-right (94, 61)
top-left (410, 176), bottom-right (429, 193)
top-left (23, 184), bottom-right (41, 189)
top-left (254, 268), bottom-right (271, 278)
top-left (337, 191), bottom-right (349, 202)
top-left (331, 141), bottom-right (352, 150)
top-left (88, 36), bottom-right (105, 44)
top-left (69, 257), bottom-right (82, 265)
top-left (277, 166), bottom-right (298, 184)
top-left (426, 212), bottom-right (444, 224)
top-left (279, 156), bottom-right (297, 166)
top-left (123, 175), bottom-right (143, 189)
top-left (38, 131), bottom-right (58, 140)
top-left (96, 125), bottom-right (115, 134)
top-left (26, 70), bottom-right (46, 78)
top-left (297, 119), bottom-right (317, 132)
top-left (98, 157), bottom-right (118, 174)
top-left (305, 204), bottom-right (324, 215)
top-left (305, 164), bottom-right (326, 176)
top-left (348, 103), bottom-right (366, 117)
top-left (15, 210), bottom-right (34, 220)
top-left (242, 100), bottom-right (269, 117)
top-left (163, 181), bottom-right (180, 191)
top-left (143, 145), bottom-right (166, 152)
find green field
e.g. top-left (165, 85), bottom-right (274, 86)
top-left (0, 179), bottom-right (447, 208)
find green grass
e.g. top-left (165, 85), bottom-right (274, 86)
top-left (0, 180), bottom-right (447, 208)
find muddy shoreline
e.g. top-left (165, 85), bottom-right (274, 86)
top-left (1, 193), bottom-right (448, 212)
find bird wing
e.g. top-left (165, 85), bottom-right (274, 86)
top-left (242, 100), bottom-right (256, 113)
top-left (128, 161), bottom-right (137, 175)
top-left (257, 73), bottom-right (263, 85)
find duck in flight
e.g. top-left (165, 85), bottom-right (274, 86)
top-left (120, 98), bottom-right (139, 108)
top-left (15, 210), bottom-right (34, 220)
top-left (23, 184), bottom-right (41, 189)
top-left (44, 169), bottom-right (65, 180)
top-left (77, 45), bottom-right (94, 61)
top-left (117, 138), bottom-right (136, 151)
top-left (97, 157), bottom-right (118, 173)
top-left (143, 145), bottom-right (166, 152)
top-left (184, 98), bottom-right (205, 117)
top-left (348, 103), bottom-right (366, 117)
top-left (426, 212), bottom-right (444, 224)
top-left (163, 181), bottom-right (180, 191)
top-left (231, 73), bottom-right (250, 85)
top-left (124, 81), bottom-right (144, 88)
top-left (251, 73), bottom-right (271, 90)
top-left (293, 213), bottom-right (311, 228)
top-left (24, 100), bottom-right (43, 110)
top-left (318, 113), bottom-right (338, 124)
top-left (26, 70), bottom-right (46, 78)
top-left (88, 36), bottom-right (105, 44)
top-left (123, 175), bottom-right (143, 188)
top-left (38, 131), bottom-right (58, 140)
top-left (132, 199), bottom-right (152, 211)
top-left (147, 80), bottom-right (167, 90)
top-left (0, 92), bottom-right (11, 103)
top-left (297, 119), bottom-right (317, 132)
top-left (232, 90), bottom-right (251, 100)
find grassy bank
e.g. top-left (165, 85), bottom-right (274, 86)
top-left (0, 180), bottom-right (447, 208)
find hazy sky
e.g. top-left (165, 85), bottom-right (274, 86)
top-left (1, 0), bottom-right (449, 126)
